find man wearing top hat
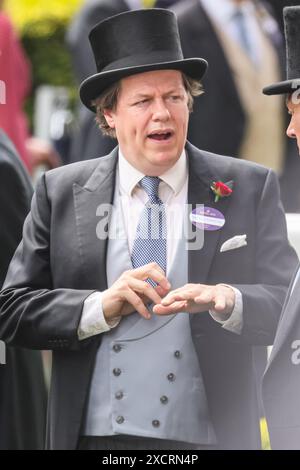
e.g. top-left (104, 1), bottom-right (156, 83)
top-left (0, 9), bottom-right (297, 450)
top-left (263, 6), bottom-right (300, 450)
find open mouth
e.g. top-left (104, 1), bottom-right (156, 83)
top-left (148, 131), bottom-right (173, 141)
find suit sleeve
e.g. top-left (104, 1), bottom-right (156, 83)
top-left (233, 169), bottom-right (298, 345)
top-left (0, 159), bottom-right (30, 284)
top-left (0, 173), bottom-right (95, 350)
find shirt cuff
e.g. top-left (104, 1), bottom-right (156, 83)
top-left (209, 285), bottom-right (243, 335)
top-left (78, 291), bottom-right (121, 340)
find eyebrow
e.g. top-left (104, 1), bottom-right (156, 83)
top-left (130, 88), bottom-right (184, 99)
top-left (130, 93), bottom-right (151, 100)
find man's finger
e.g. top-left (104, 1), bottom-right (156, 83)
top-left (127, 278), bottom-right (163, 305)
top-left (147, 267), bottom-right (171, 290)
top-left (153, 300), bottom-right (187, 315)
top-left (161, 291), bottom-right (191, 305)
top-left (155, 285), bottom-right (169, 297)
top-left (194, 290), bottom-right (213, 304)
top-left (124, 288), bottom-right (152, 319)
top-left (133, 263), bottom-right (170, 290)
top-left (213, 293), bottom-right (227, 311)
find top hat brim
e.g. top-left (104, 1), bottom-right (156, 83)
top-left (263, 79), bottom-right (300, 96)
top-left (79, 58), bottom-right (208, 112)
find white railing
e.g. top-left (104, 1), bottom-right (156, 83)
top-left (286, 213), bottom-right (300, 258)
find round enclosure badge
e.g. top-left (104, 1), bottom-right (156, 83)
top-left (190, 206), bottom-right (225, 231)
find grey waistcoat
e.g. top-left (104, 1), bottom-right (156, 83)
top-left (84, 186), bottom-right (216, 445)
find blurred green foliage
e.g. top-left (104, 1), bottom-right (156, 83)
top-left (4, 1), bottom-right (83, 128)
top-left (22, 18), bottom-right (75, 90)
top-left (21, 17), bottom-right (77, 129)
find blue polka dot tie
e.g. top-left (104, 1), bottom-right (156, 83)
top-left (232, 8), bottom-right (252, 57)
top-left (131, 176), bottom-right (167, 284)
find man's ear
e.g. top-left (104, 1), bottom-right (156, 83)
top-left (103, 108), bottom-right (116, 129)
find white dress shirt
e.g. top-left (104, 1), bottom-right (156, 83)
top-left (78, 149), bottom-right (243, 339)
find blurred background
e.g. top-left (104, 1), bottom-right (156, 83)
top-left (2, 0), bottom-right (85, 176)
top-left (1, 0), bottom-right (300, 450)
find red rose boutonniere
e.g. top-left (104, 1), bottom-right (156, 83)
top-left (210, 180), bottom-right (233, 203)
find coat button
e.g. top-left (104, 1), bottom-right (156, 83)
top-left (113, 368), bottom-right (121, 376)
top-left (174, 350), bottom-right (181, 358)
top-left (116, 416), bottom-right (124, 424)
top-left (115, 391), bottom-right (124, 400)
top-left (152, 420), bottom-right (160, 428)
top-left (113, 344), bottom-right (122, 353)
top-left (160, 395), bottom-right (168, 404)
top-left (167, 373), bottom-right (175, 382)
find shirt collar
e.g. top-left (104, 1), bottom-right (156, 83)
top-left (124, 0), bottom-right (143, 11)
top-left (200, 0), bottom-right (255, 25)
top-left (200, 0), bottom-right (237, 24)
top-left (118, 148), bottom-right (188, 197)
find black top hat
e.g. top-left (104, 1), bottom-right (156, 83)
top-left (79, 9), bottom-right (208, 112)
top-left (263, 6), bottom-right (300, 96)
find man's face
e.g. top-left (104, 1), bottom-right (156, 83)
top-left (104, 69), bottom-right (190, 176)
top-left (286, 95), bottom-right (300, 154)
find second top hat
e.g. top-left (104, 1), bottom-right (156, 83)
top-left (79, 9), bottom-right (208, 112)
top-left (263, 6), bottom-right (300, 96)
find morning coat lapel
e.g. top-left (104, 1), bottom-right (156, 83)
top-left (73, 148), bottom-right (118, 291)
top-left (187, 143), bottom-right (233, 284)
top-left (267, 264), bottom-right (300, 367)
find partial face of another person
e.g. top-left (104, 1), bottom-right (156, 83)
top-left (286, 95), bottom-right (300, 154)
top-left (103, 69), bottom-right (190, 176)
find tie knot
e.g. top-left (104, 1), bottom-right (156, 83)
top-left (232, 7), bottom-right (252, 57)
top-left (139, 176), bottom-right (161, 200)
top-left (233, 7), bottom-right (243, 19)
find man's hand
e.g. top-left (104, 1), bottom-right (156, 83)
top-left (26, 137), bottom-right (61, 171)
top-left (153, 283), bottom-right (235, 316)
top-left (102, 262), bottom-right (171, 322)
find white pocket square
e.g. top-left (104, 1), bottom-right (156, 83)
top-left (220, 235), bottom-right (247, 253)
